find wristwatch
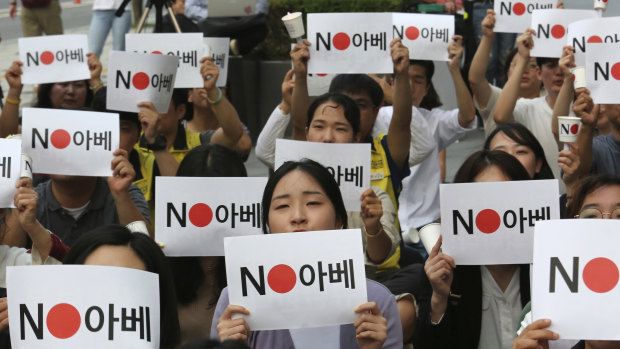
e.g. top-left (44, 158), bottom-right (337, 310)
top-left (146, 134), bottom-right (167, 151)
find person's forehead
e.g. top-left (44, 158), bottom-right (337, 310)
top-left (341, 90), bottom-right (372, 103)
top-left (408, 65), bottom-right (427, 78)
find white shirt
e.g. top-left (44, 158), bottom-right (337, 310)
top-left (255, 106), bottom-right (290, 169)
top-left (0, 244), bottom-right (61, 288)
top-left (477, 266), bottom-right (522, 349)
top-left (373, 107), bottom-right (475, 230)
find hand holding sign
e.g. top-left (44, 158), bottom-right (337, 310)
top-left (424, 237), bottom-right (455, 319)
top-left (86, 53), bottom-right (103, 89)
top-left (512, 319), bottom-right (558, 349)
top-left (481, 10), bottom-right (496, 38)
top-left (390, 38), bottom-right (409, 77)
top-left (354, 302), bottom-right (388, 348)
top-left (517, 29), bottom-right (536, 60)
top-left (137, 102), bottom-right (161, 145)
top-left (291, 40), bottom-right (311, 78)
top-left (558, 46), bottom-right (575, 79)
top-left (6, 61), bottom-right (23, 93)
top-left (572, 91), bottom-right (598, 127)
top-left (200, 57), bottom-right (219, 92)
top-left (13, 177), bottom-right (38, 233)
top-left (216, 305), bottom-right (250, 342)
top-left (558, 143), bottom-right (580, 190)
top-left (108, 149), bottom-right (136, 197)
top-left (360, 189), bottom-right (382, 236)
top-left (447, 35), bottom-right (464, 71)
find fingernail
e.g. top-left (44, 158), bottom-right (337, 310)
top-left (246, 310), bottom-right (250, 315)
top-left (158, 242), bottom-right (165, 248)
top-left (354, 307), bottom-right (359, 312)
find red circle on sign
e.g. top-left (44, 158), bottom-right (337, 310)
top-left (587, 35), bottom-right (603, 43)
top-left (132, 72), bottom-right (150, 90)
top-left (188, 203), bottom-right (213, 227)
top-left (41, 51), bottom-right (55, 65)
top-left (50, 129), bottom-right (71, 149)
top-left (405, 26), bottom-right (420, 40)
top-left (551, 25), bottom-right (565, 39)
top-left (611, 62), bottom-right (620, 80)
top-left (317, 74), bottom-right (328, 77)
top-left (570, 124), bottom-right (579, 135)
top-left (475, 209), bottom-right (501, 234)
top-left (46, 303), bottom-right (81, 339)
top-left (152, 51), bottom-right (162, 55)
top-left (267, 264), bottom-right (296, 293)
top-left (333, 32), bottom-right (351, 50)
top-left (583, 257), bottom-right (619, 293)
top-left (513, 2), bottom-right (526, 15)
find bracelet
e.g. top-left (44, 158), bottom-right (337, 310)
top-left (364, 225), bottom-right (383, 237)
top-left (207, 87), bottom-right (222, 105)
top-left (5, 97), bottom-right (20, 105)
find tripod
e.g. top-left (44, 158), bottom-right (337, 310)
top-left (115, 0), bottom-right (181, 33)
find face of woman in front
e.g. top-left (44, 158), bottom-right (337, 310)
top-left (50, 81), bottom-right (88, 108)
top-left (473, 164), bottom-right (511, 183)
top-left (84, 245), bottom-right (147, 271)
top-left (489, 131), bottom-right (542, 179)
top-left (268, 169), bottom-right (341, 234)
top-left (578, 185), bottom-right (620, 219)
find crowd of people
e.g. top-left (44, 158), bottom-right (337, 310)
top-left (0, 0), bottom-right (619, 349)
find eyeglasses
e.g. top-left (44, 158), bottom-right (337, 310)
top-left (575, 208), bottom-right (620, 219)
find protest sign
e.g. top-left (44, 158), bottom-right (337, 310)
top-left (289, 43), bottom-right (334, 96)
top-left (125, 33), bottom-right (205, 88)
top-left (19, 35), bottom-right (89, 84)
top-left (392, 13), bottom-right (454, 61)
top-left (440, 179), bottom-right (559, 265)
top-left (532, 220), bottom-right (620, 340)
top-left (0, 139), bottom-right (21, 208)
top-left (307, 13), bottom-right (393, 74)
top-left (21, 108), bottom-right (119, 177)
top-left (275, 139), bottom-right (370, 212)
top-left (530, 9), bottom-right (597, 58)
top-left (494, 0), bottom-right (555, 33)
top-left (586, 43), bottom-right (620, 104)
top-left (224, 229), bottom-right (367, 330)
top-left (207, 0), bottom-right (255, 17)
top-left (567, 17), bottom-right (620, 67)
top-left (106, 51), bottom-right (177, 114)
top-left (155, 176), bottom-right (268, 256)
top-left (204, 37), bottom-right (230, 87)
top-left (7, 265), bottom-right (160, 349)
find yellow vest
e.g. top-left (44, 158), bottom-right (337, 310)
top-left (371, 134), bottom-right (402, 271)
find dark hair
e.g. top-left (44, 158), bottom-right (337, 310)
top-left (453, 150), bottom-right (531, 183)
top-left (536, 57), bottom-right (559, 68)
top-left (409, 59), bottom-right (435, 84)
top-left (484, 123), bottom-right (555, 180)
top-left (171, 88), bottom-right (191, 120)
top-left (64, 225), bottom-right (181, 349)
top-left (179, 338), bottom-right (251, 349)
top-left (409, 60), bottom-right (442, 109)
top-left (504, 48), bottom-right (519, 82)
top-left (170, 144), bottom-right (245, 305)
top-left (91, 88), bottom-right (140, 128)
top-left (329, 74), bottom-right (384, 107)
top-left (566, 174), bottom-right (620, 219)
top-left (306, 92), bottom-right (361, 137)
top-left (261, 159), bottom-right (348, 234)
top-left (35, 81), bottom-right (94, 108)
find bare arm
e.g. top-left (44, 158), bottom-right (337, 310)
top-left (0, 61), bottom-right (23, 138)
top-left (448, 36), bottom-right (475, 128)
top-left (290, 40), bottom-right (311, 141)
top-left (468, 9), bottom-right (495, 111)
top-left (551, 46), bottom-right (576, 147)
top-left (13, 178), bottom-right (53, 259)
top-left (573, 92), bottom-right (598, 177)
top-left (387, 38), bottom-right (412, 168)
top-left (361, 188), bottom-right (393, 264)
top-left (494, 29), bottom-right (536, 124)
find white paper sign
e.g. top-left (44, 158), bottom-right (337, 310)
top-left (567, 17), bottom-right (620, 67)
top-left (307, 13), bottom-right (393, 74)
top-left (207, 0), bottom-right (255, 17)
top-left (440, 180), bottom-right (560, 265)
top-left (7, 265), bottom-right (160, 349)
top-left (106, 51), bottom-right (178, 114)
top-left (530, 9), bottom-right (598, 58)
top-left (19, 35), bottom-right (89, 84)
top-left (155, 176), bottom-right (267, 256)
top-left (224, 229), bottom-right (367, 330)
top-left (274, 139), bottom-right (370, 212)
top-left (586, 43), bottom-right (620, 104)
top-left (21, 108), bottom-right (119, 177)
top-left (532, 220), bottom-right (620, 340)
top-left (125, 33), bottom-right (205, 89)
top-left (0, 139), bottom-right (21, 208)
top-left (494, 0), bottom-right (555, 34)
top-left (204, 37), bottom-right (231, 87)
top-left (392, 13), bottom-right (454, 62)
top-left (290, 44), bottom-right (334, 96)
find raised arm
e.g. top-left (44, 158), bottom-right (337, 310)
top-left (448, 36), bottom-right (475, 128)
top-left (551, 46), bottom-right (576, 146)
top-left (468, 9), bottom-right (495, 111)
top-left (387, 38), bottom-right (412, 168)
top-left (573, 91), bottom-right (599, 176)
top-left (0, 61), bottom-right (23, 138)
top-left (290, 40), bottom-right (311, 141)
top-left (494, 29), bottom-right (535, 124)
top-left (201, 57), bottom-right (245, 151)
